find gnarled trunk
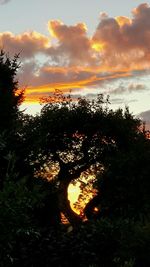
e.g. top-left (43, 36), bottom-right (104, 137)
top-left (84, 194), bottom-right (110, 220)
top-left (84, 194), bottom-right (102, 219)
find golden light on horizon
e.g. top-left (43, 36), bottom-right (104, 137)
top-left (68, 182), bottom-right (81, 214)
top-left (23, 68), bottom-right (133, 103)
top-left (68, 173), bottom-right (98, 215)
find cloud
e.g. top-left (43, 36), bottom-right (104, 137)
top-left (128, 83), bottom-right (146, 92)
top-left (1, 3), bottom-right (150, 102)
top-left (110, 82), bottom-right (147, 95)
top-left (92, 3), bottom-right (150, 70)
top-left (18, 62), bottom-right (133, 102)
top-left (0, 31), bottom-right (50, 59)
top-left (111, 98), bottom-right (125, 105)
top-left (47, 20), bottom-right (95, 65)
top-left (0, 0), bottom-right (11, 5)
top-left (138, 110), bottom-right (150, 130)
top-left (139, 110), bottom-right (150, 121)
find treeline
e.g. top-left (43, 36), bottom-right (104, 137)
top-left (0, 51), bottom-right (150, 267)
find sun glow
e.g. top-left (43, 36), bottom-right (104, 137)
top-left (115, 16), bottom-right (131, 27)
top-left (68, 182), bottom-right (81, 214)
top-left (68, 172), bottom-right (98, 215)
top-left (24, 68), bottom-right (133, 103)
top-left (92, 42), bottom-right (105, 52)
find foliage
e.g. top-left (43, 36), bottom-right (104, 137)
top-left (0, 50), bottom-right (24, 188)
top-left (0, 50), bottom-right (24, 133)
top-left (94, 132), bottom-right (150, 220)
top-left (1, 217), bottom-right (149, 267)
top-left (0, 174), bottom-right (41, 266)
top-left (0, 51), bottom-right (150, 266)
top-left (32, 93), bottom-right (147, 224)
top-left (0, 166), bottom-right (61, 266)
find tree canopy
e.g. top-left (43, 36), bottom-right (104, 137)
top-left (24, 91), bottom-right (149, 225)
top-left (0, 50), bottom-right (24, 132)
top-left (0, 51), bottom-right (150, 267)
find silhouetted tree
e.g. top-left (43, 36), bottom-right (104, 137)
top-left (30, 92), bottom-right (144, 226)
top-left (0, 50), bottom-right (24, 132)
top-left (0, 50), bottom-right (24, 188)
top-left (90, 131), bottom-right (150, 221)
top-left (83, 108), bottom-right (150, 221)
top-left (0, 51), bottom-right (60, 228)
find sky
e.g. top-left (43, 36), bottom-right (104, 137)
top-left (0, 0), bottom-right (150, 127)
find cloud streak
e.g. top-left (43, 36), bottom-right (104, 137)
top-left (110, 82), bottom-right (147, 95)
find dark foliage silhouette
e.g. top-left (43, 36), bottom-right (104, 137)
top-left (0, 50), bottom-right (24, 188)
top-left (31, 93), bottom-right (149, 226)
top-left (0, 52), bottom-right (150, 267)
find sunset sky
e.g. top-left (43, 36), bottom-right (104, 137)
top-left (0, 0), bottom-right (150, 126)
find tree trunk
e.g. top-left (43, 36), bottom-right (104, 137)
top-left (58, 179), bottom-right (82, 227)
top-left (84, 194), bottom-right (110, 220)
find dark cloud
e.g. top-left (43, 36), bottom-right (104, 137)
top-left (0, 0), bottom-right (11, 5)
top-left (138, 110), bottom-right (150, 130)
top-left (110, 83), bottom-right (147, 95)
top-left (128, 83), bottom-right (146, 92)
top-left (139, 110), bottom-right (150, 121)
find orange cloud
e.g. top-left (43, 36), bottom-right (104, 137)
top-left (92, 3), bottom-right (150, 68)
top-left (24, 67), bottom-right (132, 103)
top-left (47, 20), bottom-right (95, 65)
top-left (1, 3), bottom-right (150, 103)
top-left (0, 31), bottom-right (50, 58)
top-left (115, 16), bottom-right (131, 27)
